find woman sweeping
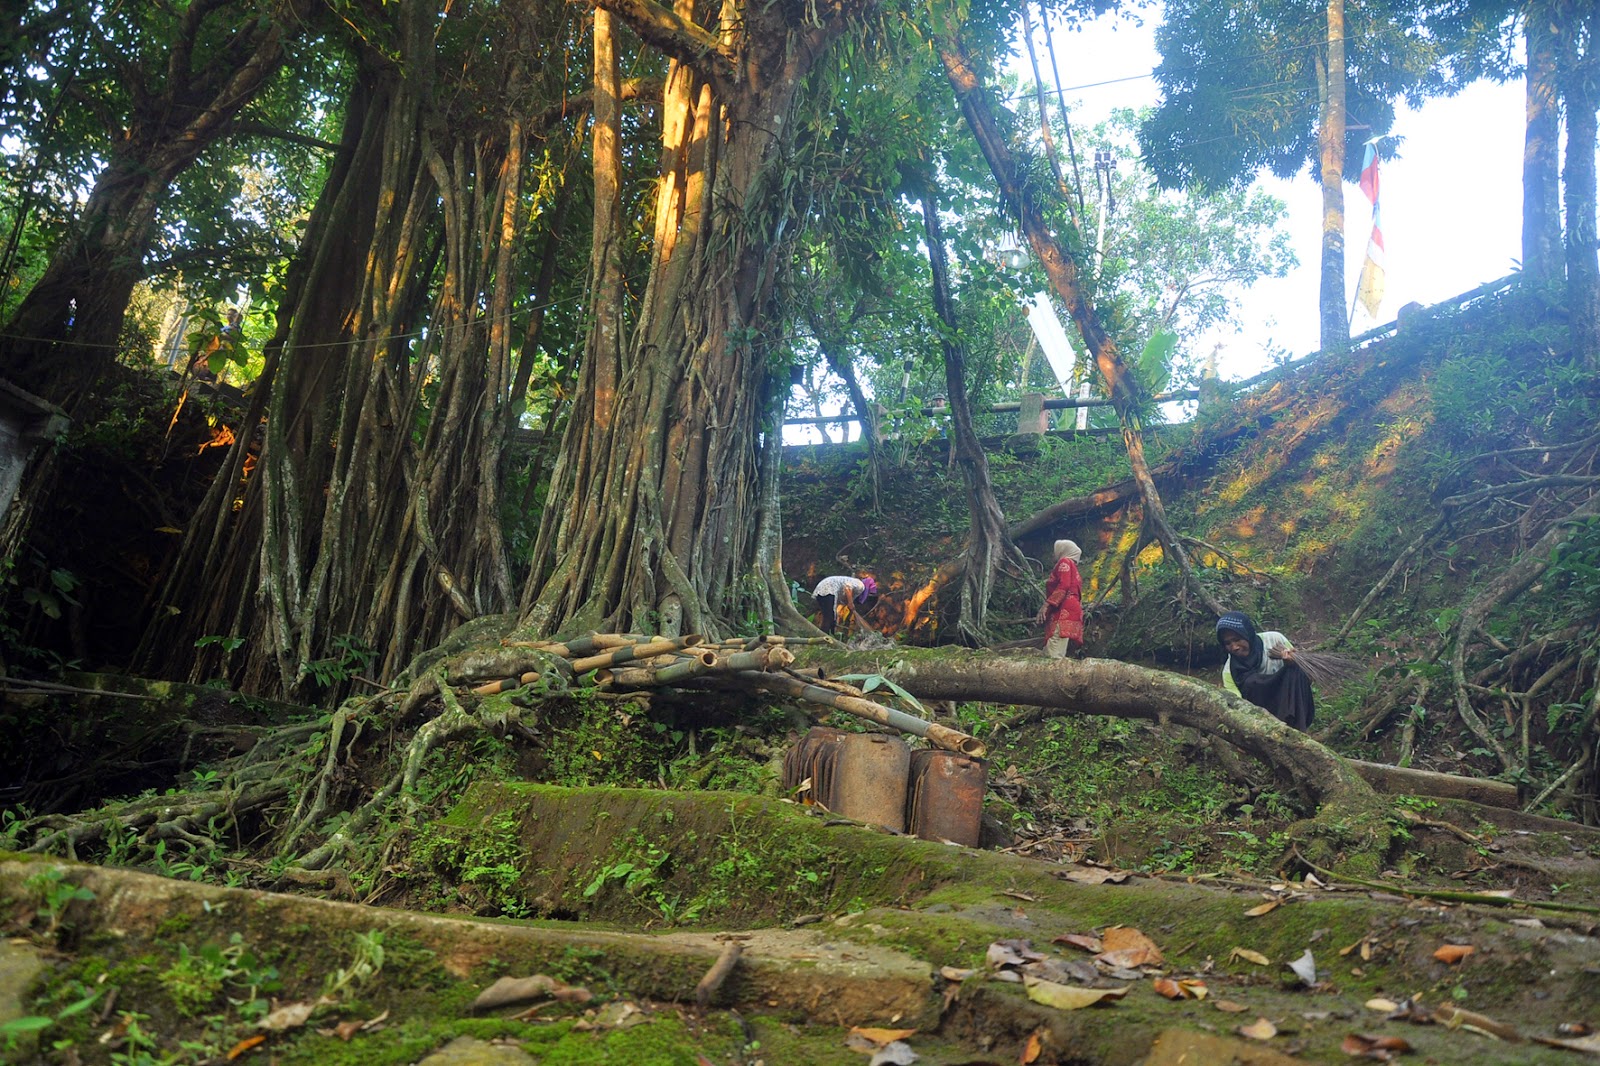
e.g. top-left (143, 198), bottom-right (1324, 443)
top-left (1215, 611), bottom-right (1316, 731)
top-left (1035, 540), bottom-right (1084, 658)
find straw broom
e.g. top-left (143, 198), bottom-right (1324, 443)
top-left (1286, 649), bottom-right (1364, 687)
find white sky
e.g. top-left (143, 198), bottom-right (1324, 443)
top-left (1040, 12), bottom-right (1531, 380)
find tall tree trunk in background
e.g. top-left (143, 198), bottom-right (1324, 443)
top-left (937, 29), bottom-right (1225, 619)
top-left (1316, 0), bottom-right (1349, 351)
top-left (143, 0), bottom-right (543, 697)
top-left (1561, 5), bottom-right (1600, 365)
top-left (1524, 0), bottom-right (1564, 283)
top-left (520, 0), bottom-right (867, 638)
top-left (0, 0), bottom-right (297, 411)
top-left (916, 176), bottom-right (1026, 643)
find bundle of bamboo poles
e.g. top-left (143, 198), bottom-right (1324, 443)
top-left (458, 632), bottom-right (985, 759)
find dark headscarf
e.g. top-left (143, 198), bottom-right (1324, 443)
top-left (1216, 611), bottom-right (1264, 673)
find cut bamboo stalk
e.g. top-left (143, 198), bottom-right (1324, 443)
top-left (570, 635), bottom-right (703, 674)
top-left (469, 670), bottom-right (543, 697)
top-left (738, 672), bottom-right (985, 758)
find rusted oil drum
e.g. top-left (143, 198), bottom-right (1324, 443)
top-left (906, 748), bottom-right (986, 847)
top-left (782, 727), bottom-right (848, 809)
top-left (832, 733), bottom-right (910, 832)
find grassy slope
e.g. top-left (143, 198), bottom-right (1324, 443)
top-left (781, 285), bottom-right (1600, 873)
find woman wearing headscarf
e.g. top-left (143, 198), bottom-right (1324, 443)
top-left (1215, 611), bottom-right (1315, 731)
top-left (1035, 540), bottom-right (1084, 658)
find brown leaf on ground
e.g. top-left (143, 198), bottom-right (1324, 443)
top-left (1342, 1033), bottom-right (1413, 1060)
top-left (849, 1027), bottom-right (917, 1047)
top-left (1059, 866), bottom-right (1129, 885)
top-left (1215, 1000), bottom-right (1250, 1013)
top-left (226, 1035), bottom-right (265, 1060)
top-left (472, 975), bottom-right (559, 1012)
top-left (1245, 900), bottom-right (1282, 917)
top-left (1021, 1029), bottom-right (1044, 1064)
top-left (1001, 890), bottom-right (1037, 902)
top-left (1238, 1017), bottom-right (1278, 1040)
top-left (1022, 977), bottom-right (1130, 1011)
top-left (1096, 926), bottom-right (1163, 968)
top-left (1153, 977), bottom-right (1208, 1000)
top-left (1532, 1032), bottom-right (1600, 1054)
top-left (257, 996), bottom-right (336, 1032)
top-left (1052, 933), bottom-right (1102, 953)
top-left (1365, 998), bottom-right (1399, 1013)
top-left (1229, 947), bottom-right (1270, 966)
top-left (1153, 978), bottom-right (1183, 999)
top-left (1430, 1003), bottom-right (1521, 1041)
top-left (1432, 944), bottom-right (1475, 965)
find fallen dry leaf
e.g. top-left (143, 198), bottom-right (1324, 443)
top-left (331, 1020), bottom-right (362, 1042)
top-left (1060, 867), bottom-right (1129, 885)
top-left (1022, 976), bottom-right (1130, 1011)
top-left (869, 1040), bottom-right (918, 1065)
top-left (1215, 1000), bottom-right (1250, 1013)
top-left (1559, 1023), bottom-right (1596, 1037)
top-left (1238, 1017), bottom-right (1278, 1041)
top-left (1432, 944), bottom-right (1475, 965)
top-left (257, 996), bottom-right (336, 1032)
top-left (1021, 1029), bottom-right (1044, 1064)
top-left (473, 975), bottom-right (558, 1012)
top-left (1365, 998), bottom-right (1400, 1013)
top-left (939, 966), bottom-right (976, 982)
top-left (1096, 926), bottom-right (1164, 968)
top-left (1431, 1003), bottom-right (1521, 1041)
top-left (1001, 891), bottom-right (1037, 902)
top-left (1532, 1032), bottom-right (1600, 1054)
top-left (1288, 948), bottom-right (1318, 987)
top-left (1052, 933), bottom-right (1102, 953)
top-left (1342, 1032), bottom-right (1414, 1060)
top-left (1152, 978), bottom-right (1207, 1001)
top-left (849, 1027), bottom-right (918, 1047)
top-left (1245, 900), bottom-right (1282, 917)
top-left (1229, 947), bottom-right (1270, 966)
top-left (987, 940), bottom-right (1044, 969)
top-left (226, 1035), bottom-right (266, 1060)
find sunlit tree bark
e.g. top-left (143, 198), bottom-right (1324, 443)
top-left (520, 0), bottom-right (870, 637)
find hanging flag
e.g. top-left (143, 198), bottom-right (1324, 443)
top-left (1356, 141), bottom-right (1385, 318)
top-left (1359, 141), bottom-right (1380, 207)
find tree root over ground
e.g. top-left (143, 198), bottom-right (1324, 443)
top-left (804, 647), bottom-right (1422, 874)
top-left (8, 634), bottom-right (978, 889)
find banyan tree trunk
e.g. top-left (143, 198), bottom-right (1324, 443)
top-left (519, 0), bottom-right (868, 638)
top-left (143, 1), bottom-right (547, 697)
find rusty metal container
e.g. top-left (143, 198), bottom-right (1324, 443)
top-left (906, 748), bottom-right (986, 847)
top-left (832, 733), bottom-right (910, 832)
top-left (782, 727), bottom-right (847, 809)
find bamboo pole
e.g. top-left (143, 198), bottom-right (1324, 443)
top-left (738, 672), bottom-right (985, 758)
top-left (570, 636), bottom-right (704, 673)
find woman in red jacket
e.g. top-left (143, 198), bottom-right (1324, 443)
top-left (1035, 539), bottom-right (1084, 658)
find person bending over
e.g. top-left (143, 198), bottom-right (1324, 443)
top-left (1215, 611), bottom-right (1315, 731)
top-left (812, 574), bottom-right (877, 637)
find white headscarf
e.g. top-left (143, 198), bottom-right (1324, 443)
top-left (1054, 539), bottom-right (1082, 562)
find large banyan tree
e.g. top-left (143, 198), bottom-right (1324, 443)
top-left (134, 0), bottom-right (875, 696)
top-left (518, 0), bottom-right (873, 638)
